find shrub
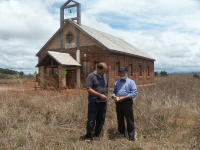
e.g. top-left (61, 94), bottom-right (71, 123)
top-left (160, 71), bottom-right (168, 77)
top-left (155, 72), bottom-right (158, 77)
top-left (193, 73), bottom-right (199, 79)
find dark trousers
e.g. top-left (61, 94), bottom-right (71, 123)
top-left (116, 99), bottom-right (135, 139)
top-left (85, 102), bottom-right (107, 139)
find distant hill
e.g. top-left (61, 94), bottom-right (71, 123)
top-left (170, 71), bottom-right (200, 75)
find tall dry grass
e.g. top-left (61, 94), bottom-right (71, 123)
top-left (0, 74), bottom-right (199, 150)
top-left (0, 75), bottom-right (34, 84)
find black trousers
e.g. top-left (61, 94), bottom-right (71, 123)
top-left (85, 102), bottom-right (107, 138)
top-left (116, 99), bottom-right (135, 139)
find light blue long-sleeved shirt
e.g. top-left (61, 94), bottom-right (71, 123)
top-left (112, 77), bottom-right (137, 99)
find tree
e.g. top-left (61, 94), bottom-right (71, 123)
top-left (155, 72), bottom-right (158, 77)
top-left (160, 71), bottom-right (168, 77)
top-left (19, 71), bottom-right (24, 76)
top-left (0, 68), bottom-right (18, 75)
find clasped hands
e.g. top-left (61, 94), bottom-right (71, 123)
top-left (114, 96), bottom-right (127, 102)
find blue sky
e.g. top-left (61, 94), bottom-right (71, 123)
top-left (0, 0), bottom-right (200, 74)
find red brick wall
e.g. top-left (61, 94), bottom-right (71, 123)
top-left (63, 45), bottom-right (155, 88)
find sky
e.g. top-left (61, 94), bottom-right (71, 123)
top-left (0, 0), bottom-right (200, 74)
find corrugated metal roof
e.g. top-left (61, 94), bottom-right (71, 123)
top-left (74, 22), bottom-right (154, 60)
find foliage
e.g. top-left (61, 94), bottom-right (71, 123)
top-left (0, 68), bottom-right (18, 75)
top-left (19, 71), bottom-right (24, 76)
top-left (155, 72), bottom-right (158, 77)
top-left (34, 71), bottom-right (37, 76)
top-left (56, 71), bottom-right (67, 90)
top-left (160, 71), bottom-right (168, 77)
top-left (193, 73), bottom-right (199, 79)
top-left (56, 71), bottom-right (67, 79)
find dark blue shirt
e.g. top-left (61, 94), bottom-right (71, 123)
top-left (112, 77), bottom-right (137, 99)
top-left (86, 71), bottom-right (108, 103)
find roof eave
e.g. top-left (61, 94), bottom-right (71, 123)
top-left (35, 52), bottom-right (49, 67)
top-left (47, 52), bottom-right (63, 66)
top-left (36, 51), bottom-right (63, 67)
top-left (109, 49), bottom-right (155, 61)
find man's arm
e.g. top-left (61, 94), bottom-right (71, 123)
top-left (127, 81), bottom-right (137, 98)
top-left (87, 88), bottom-right (107, 100)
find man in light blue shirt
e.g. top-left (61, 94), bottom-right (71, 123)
top-left (112, 67), bottom-right (137, 141)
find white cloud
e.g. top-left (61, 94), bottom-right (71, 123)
top-left (0, 0), bottom-right (200, 74)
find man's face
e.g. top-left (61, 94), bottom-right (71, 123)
top-left (97, 65), bottom-right (107, 76)
top-left (119, 71), bottom-right (128, 78)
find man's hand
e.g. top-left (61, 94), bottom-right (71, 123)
top-left (114, 96), bottom-right (128, 102)
top-left (100, 94), bottom-right (107, 100)
top-left (87, 88), bottom-right (107, 100)
top-left (114, 96), bottom-right (118, 102)
top-left (117, 97), bottom-right (125, 102)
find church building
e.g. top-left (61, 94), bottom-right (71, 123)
top-left (36, 0), bottom-right (155, 89)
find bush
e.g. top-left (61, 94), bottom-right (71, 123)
top-left (155, 72), bottom-right (158, 77)
top-left (193, 73), bottom-right (199, 79)
top-left (19, 71), bottom-right (24, 76)
top-left (160, 71), bottom-right (168, 77)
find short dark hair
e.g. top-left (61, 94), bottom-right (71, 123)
top-left (97, 62), bottom-right (106, 70)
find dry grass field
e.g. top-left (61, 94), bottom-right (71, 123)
top-left (0, 74), bottom-right (199, 150)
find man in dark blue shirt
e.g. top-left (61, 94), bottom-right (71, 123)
top-left (112, 67), bottom-right (137, 141)
top-left (84, 62), bottom-right (108, 141)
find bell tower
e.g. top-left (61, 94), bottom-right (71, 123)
top-left (60, 0), bottom-right (81, 89)
top-left (60, 0), bottom-right (81, 27)
top-left (60, 0), bottom-right (81, 53)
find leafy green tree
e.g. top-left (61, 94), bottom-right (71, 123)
top-left (160, 71), bottom-right (168, 77)
top-left (155, 72), bottom-right (158, 77)
top-left (0, 68), bottom-right (18, 75)
top-left (19, 71), bottom-right (24, 76)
